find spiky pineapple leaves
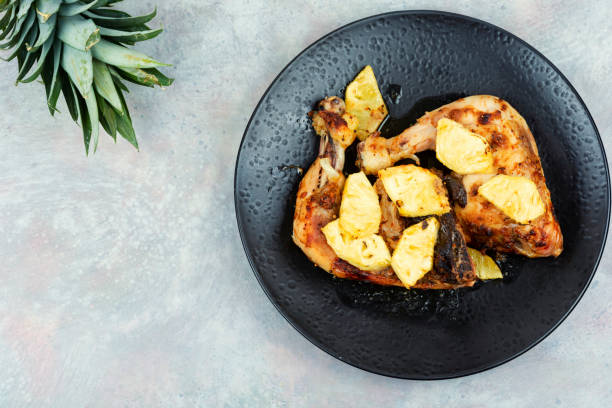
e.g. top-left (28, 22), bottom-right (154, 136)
top-left (0, 0), bottom-right (173, 154)
top-left (0, 5), bottom-right (35, 59)
top-left (31, 1), bottom-right (60, 50)
top-left (20, 32), bottom-right (51, 82)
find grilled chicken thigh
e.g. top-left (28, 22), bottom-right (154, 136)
top-left (357, 95), bottom-right (563, 258)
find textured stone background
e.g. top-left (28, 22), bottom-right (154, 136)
top-left (0, 1), bottom-right (610, 406)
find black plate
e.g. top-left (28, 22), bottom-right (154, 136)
top-left (234, 11), bottom-right (609, 379)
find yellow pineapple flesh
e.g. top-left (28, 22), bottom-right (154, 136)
top-left (345, 65), bottom-right (388, 140)
top-left (391, 217), bottom-right (440, 288)
top-left (339, 172), bottom-right (381, 238)
top-left (378, 165), bottom-right (450, 217)
top-left (322, 220), bottom-right (391, 271)
top-left (436, 118), bottom-right (494, 174)
top-left (478, 175), bottom-right (545, 224)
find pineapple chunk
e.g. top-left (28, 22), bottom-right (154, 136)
top-left (322, 220), bottom-right (391, 271)
top-left (478, 175), bottom-right (545, 224)
top-left (391, 217), bottom-right (440, 288)
top-left (378, 165), bottom-right (450, 217)
top-left (467, 248), bottom-right (503, 280)
top-left (345, 65), bottom-right (388, 140)
top-left (436, 118), bottom-right (494, 174)
top-left (339, 172), bottom-right (381, 238)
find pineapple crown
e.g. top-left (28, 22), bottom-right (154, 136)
top-left (0, 0), bottom-right (174, 153)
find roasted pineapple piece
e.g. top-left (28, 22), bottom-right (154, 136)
top-left (339, 172), bottom-right (381, 238)
top-left (322, 220), bottom-right (391, 271)
top-left (436, 118), bottom-right (494, 174)
top-left (345, 65), bottom-right (388, 140)
top-left (391, 217), bottom-right (440, 288)
top-left (378, 165), bottom-right (450, 217)
top-left (478, 175), bottom-right (545, 224)
top-left (467, 248), bottom-right (503, 280)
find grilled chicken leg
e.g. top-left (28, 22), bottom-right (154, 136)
top-left (357, 95), bottom-right (563, 258)
top-left (293, 97), bottom-right (401, 285)
top-left (293, 97), bottom-right (477, 289)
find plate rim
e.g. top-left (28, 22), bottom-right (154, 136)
top-left (233, 9), bottom-right (611, 380)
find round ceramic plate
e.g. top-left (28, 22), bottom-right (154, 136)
top-left (234, 11), bottom-right (609, 379)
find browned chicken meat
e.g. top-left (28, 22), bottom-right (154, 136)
top-left (293, 97), bottom-right (478, 289)
top-left (357, 95), bottom-right (563, 258)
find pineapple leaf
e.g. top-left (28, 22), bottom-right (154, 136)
top-left (117, 113), bottom-right (137, 148)
top-left (15, 25), bottom-right (39, 81)
top-left (17, 0), bottom-right (35, 19)
top-left (83, 86), bottom-right (99, 152)
top-left (40, 44), bottom-right (53, 98)
top-left (60, 69), bottom-right (79, 121)
top-left (47, 37), bottom-right (62, 115)
top-left (114, 65), bottom-right (153, 87)
top-left (0, 7), bottom-right (17, 41)
top-left (57, 14), bottom-right (99, 50)
top-left (101, 22), bottom-right (151, 34)
top-left (87, 8), bottom-right (129, 18)
top-left (1, 0), bottom-right (173, 153)
top-left (60, 42), bottom-right (92, 96)
top-left (16, 48), bottom-right (39, 81)
top-left (114, 66), bottom-right (173, 88)
top-left (0, 1), bottom-right (12, 12)
top-left (15, 44), bottom-right (25, 69)
top-left (114, 86), bottom-right (138, 149)
top-left (99, 26), bottom-right (162, 43)
top-left (142, 67), bottom-right (173, 86)
top-left (0, 8), bottom-right (35, 52)
top-left (3, 7), bottom-right (30, 39)
top-left (59, 0), bottom-right (106, 17)
top-left (1, 0), bottom-right (17, 10)
top-left (109, 72), bottom-right (128, 92)
top-left (84, 7), bottom-right (156, 29)
top-left (96, 91), bottom-right (117, 140)
top-left (30, 12), bottom-right (55, 50)
top-left (76, 88), bottom-right (92, 154)
top-left (20, 33), bottom-right (53, 82)
top-left (0, 5), bottom-right (15, 31)
top-left (99, 0), bottom-right (124, 7)
top-left (35, 0), bottom-right (61, 23)
top-left (92, 58), bottom-right (121, 111)
top-left (91, 38), bottom-right (168, 68)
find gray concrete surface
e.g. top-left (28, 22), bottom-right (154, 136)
top-left (0, 0), bottom-right (610, 406)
